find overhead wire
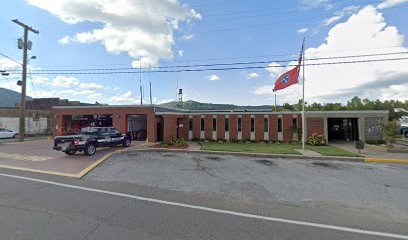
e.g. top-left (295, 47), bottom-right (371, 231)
top-left (9, 51), bottom-right (408, 73)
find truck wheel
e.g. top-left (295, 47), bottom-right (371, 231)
top-left (64, 149), bottom-right (77, 155)
top-left (123, 139), bottom-right (131, 147)
top-left (84, 144), bottom-right (96, 156)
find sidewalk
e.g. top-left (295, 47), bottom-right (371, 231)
top-left (331, 142), bottom-right (408, 164)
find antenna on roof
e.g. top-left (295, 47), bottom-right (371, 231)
top-left (149, 64), bottom-right (152, 105)
top-left (139, 60), bottom-right (142, 105)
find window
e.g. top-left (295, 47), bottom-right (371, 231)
top-left (225, 118), bottom-right (229, 132)
top-left (250, 118), bottom-right (255, 132)
top-left (189, 118), bottom-right (193, 131)
top-left (201, 118), bottom-right (205, 131)
top-left (238, 118), bottom-right (242, 132)
top-left (264, 118), bottom-right (268, 132)
top-left (213, 118), bottom-right (217, 131)
top-left (110, 128), bottom-right (120, 135)
top-left (278, 118), bottom-right (282, 132)
top-left (293, 117), bottom-right (298, 128)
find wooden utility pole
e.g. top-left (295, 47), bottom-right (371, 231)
top-left (12, 19), bottom-right (39, 142)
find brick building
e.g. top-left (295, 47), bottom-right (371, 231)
top-left (52, 105), bottom-right (388, 143)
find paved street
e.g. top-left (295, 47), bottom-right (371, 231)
top-left (0, 151), bottom-right (406, 239)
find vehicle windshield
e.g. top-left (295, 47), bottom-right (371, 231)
top-left (80, 128), bottom-right (99, 135)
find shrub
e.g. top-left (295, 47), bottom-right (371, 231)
top-left (191, 137), bottom-right (199, 142)
top-left (366, 139), bottom-right (386, 145)
top-left (230, 138), bottom-right (237, 143)
top-left (269, 140), bottom-right (276, 144)
top-left (307, 134), bottom-right (327, 146)
top-left (165, 136), bottom-right (187, 147)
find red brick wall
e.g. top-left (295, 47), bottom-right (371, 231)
top-left (53, 106), bottom-right (157, 141)
top-left (229, 115), bottom-right (238, 141)
top-left (216, 115), bottom-right (225, 140)
top-left (163, 115), bottom-right (177, 142)
top-left (307, 117), bottom-right (325, 138)
top-left (192, 115), bottom-right (201, 140)
top-left (177, 116), bottom-right (189, 141)
top-left (242, 115), bottom-right (250, 141)
top-left (204, 115), bottom-right (212, 140)
top-left (255, 115), bottom-right (264, 142)
top-left (268, 115), bottom-right (278, 141)
top-left (282, 114), bottom-right (293, 142)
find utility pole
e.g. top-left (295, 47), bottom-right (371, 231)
top-left (12, 19), bottom-right (39, 142)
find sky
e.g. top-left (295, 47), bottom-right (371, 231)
top-left (0, 0), bottom-right (407, 106)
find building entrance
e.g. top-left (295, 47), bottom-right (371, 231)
top-left (328, 118), bottom-right (358, 141)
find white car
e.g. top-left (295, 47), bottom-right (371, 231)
top-left (0, 128), bottom-right (19, 138)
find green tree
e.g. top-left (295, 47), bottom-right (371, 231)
top-left (380, 120), bottom-right (400, 147)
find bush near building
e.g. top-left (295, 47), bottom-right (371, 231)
top-left (307, 134), bottom-right (327, 146)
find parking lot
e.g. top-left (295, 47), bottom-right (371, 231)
top-left (86, 151), bottom-right (408, 224)
top-left (0, 139), bottom-right (141, 177)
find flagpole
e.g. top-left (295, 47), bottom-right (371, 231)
top-left (302, 37), bottom-right (306, 150)
top-left (274, 91), bottom-right (277, 110)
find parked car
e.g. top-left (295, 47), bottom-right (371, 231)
top-left (0, 128), bottom-right (19, 139)
top-left (401, 127), bottom-right (408, 138)
top-left (53, 127), bottom-right (132, 156)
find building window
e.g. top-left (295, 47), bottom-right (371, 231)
top-left (189, 118), bottom-right (193, 131)
top-left (213, 118), bottom-right (217, 131)
top-left (278, 118), bottom-right (282, 132)
top-left (264, 118), bottom-right (268, 132)
top-left (225, 118), bottom-right (229, 132)
top-left (238, 118), bottom-right (242, 132)
top-left (250, 118), bottom-right (255, 132)
top-left (201, 118), bottom-right (204, 131)
top-left (293, 117), bottom-right (297, 129)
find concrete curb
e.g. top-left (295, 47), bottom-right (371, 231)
top-left (364, 158), bottom-right (408, 164)
top-left (123, 148), bottom-right (365, 162)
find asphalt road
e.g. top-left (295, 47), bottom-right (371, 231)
top-left (0, 162), bottom-right (407, 239)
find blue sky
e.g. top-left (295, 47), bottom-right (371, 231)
top-left (0, 0), bottom-right (408, 105)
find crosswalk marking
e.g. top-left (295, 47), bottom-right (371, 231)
top-left (0, 152), bottom-right (52, 162)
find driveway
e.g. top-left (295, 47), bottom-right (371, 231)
top-left (0, 139), bottom-right (144, 177)
top-left (85, 151), bottom-right (408, 224)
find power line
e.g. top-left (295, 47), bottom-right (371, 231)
top-left (22, 57), bottom-right (408, 75)
top-left (0, 52), bottom-right (22, 66)
top-left (11, 51), bottom-right (408, 73)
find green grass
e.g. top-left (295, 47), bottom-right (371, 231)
top-left (200, 142), bottom-right (301, 155)
top-left (200, 142), bottom-right (359, 157)
top-left (306, 145), bottom-right (360, 157)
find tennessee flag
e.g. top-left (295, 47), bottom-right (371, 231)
top-left (273, 40), bottom-right (303, 92)
top-left (273, 65), bottom-right (300, 92)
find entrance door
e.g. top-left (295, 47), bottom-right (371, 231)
top-left (328, 118), bottom-right (358, 141)
top-left (127, 115), bottom-right (147, 141)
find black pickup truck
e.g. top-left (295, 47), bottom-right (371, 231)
top-left (53, 127), bottom-right (132, 156)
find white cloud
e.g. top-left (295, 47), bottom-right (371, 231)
top-left (301, 0), bottom-right (332, 10)
top-left (323, 5), bottom-right (360, 26)
top-left (246, 72), bottom-right (260, 79)
top-left (79, 82), bottom-right (104, 90)
top-left (0, 57), bottom-right (21, 71)
top-left (297, 28), bottom-right (309, 34)
top-left (31, 90), bottom-right (60, 98)
top-left (51, 76), bottom-right (80, 87)
top-left (258, 5), bottom-right (408, 104)
top-left (153, 97), bottom-right (174, 104)
top-left (31, 76), bottom-right (48, 84)
top-left (207, 74), bottom-right (220, 81)
top-left (109, 91), bottom-right (139, 104)
top-left (60, 89), bottom-right (95, 95)
top-left (88, 93), bottom-right (103, 100)
top-left (377, 0), bottom-right (408, 9)
top-left (178, 50), bottom-right (184, 57)
top-left (181, 34), bottom-right (194, 40)
top-left (58, 35), bottom-right (71, 44)
top-left (27, 0), bottom-right (201, 68)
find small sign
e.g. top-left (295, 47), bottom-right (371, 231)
top-left (179, 124), bottom-right (184, 127)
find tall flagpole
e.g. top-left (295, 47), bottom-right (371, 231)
top-left (302, 37), bottom-right (306, 150)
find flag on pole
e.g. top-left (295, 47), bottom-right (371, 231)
top-left (272, 65), bottom-right (300, 92)
top-left (272, 41), bottom-right (304, 92)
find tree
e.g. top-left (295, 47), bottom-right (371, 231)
top-left (380, 120), bottom-right (400, 147)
